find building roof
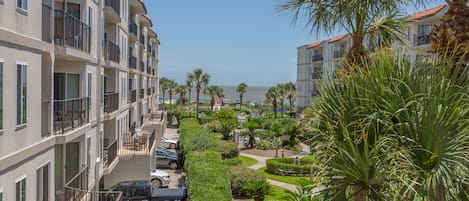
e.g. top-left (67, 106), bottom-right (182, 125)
top-left (138, 0), bottom-right (148, 14)
top-left (143, 15), bottom-right (153, 27)
top-left (307, 41), bottom-right (324, 49)
top-left (408, 5), bottom-right (446, 21)
top-left (328, 34), bottom-right (348, 43)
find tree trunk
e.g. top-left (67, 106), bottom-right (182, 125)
top-left (210, 97), bottom-right (215, 112)
top-left (196, 89), bottom-right (200, 119)
top-left (240, 94), bottom-right (243, 110)
top-left (188, 89), bottom-right (191, 105)
top-left (352, 186), bottom-right (367, 201)
top-left (345, 32), bottom-right (368, 72)
top-left (162, 90), bottom-right (165, 107)
top-left (289, 97), bottom-right (292, 114)
top-left (273, 98), bottom-right (277, 118)
top-left (169, 92), bottom-right (172, 108)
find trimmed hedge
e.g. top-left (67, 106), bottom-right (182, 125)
top-left (218, 141), bottom-right (240, 159)
top-left (228, 165), bottom-right (265, 196)
top-left (266, 156), bottom-right (315, 176)
top-left (179, 118), bottom-right (220, 154)
top-left (185, 151), bottom-right (232, 201)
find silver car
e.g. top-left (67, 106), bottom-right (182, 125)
top-left (150, 168), bottom-right (170, 188)
top-left (161, 136), bottom-right (179, 149)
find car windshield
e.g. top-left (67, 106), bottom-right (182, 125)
top-left (161, 137), bottom-right (168, 141)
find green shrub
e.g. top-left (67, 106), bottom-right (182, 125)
top-left (222, 157), bottom-right (243, 166)
top-left (242, 180), bottom-right (272, 201)
top-left (179, 118), bottom-right (220, 154)
top-left (228, 165), bottom-right (266, 197)
top-left (185, 151), bottom-right (232, 201)
top-left (218, 141), bottom-right (240, 159)
top-left (266, 157), bottom-right (315, 176)
top-left (256, 138), bottom-right (281, 150)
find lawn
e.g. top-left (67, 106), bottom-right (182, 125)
top-left (256, 167), bottom-right (312, 185)
top-left (265, 185), bottom-right (290, 201)
top-left (239, 155), bottom-right (257, 167)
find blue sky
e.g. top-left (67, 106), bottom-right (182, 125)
top-left (145, 0), bottom-right (445, 87)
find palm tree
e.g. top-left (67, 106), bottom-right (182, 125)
top-left (241, 121), bottom-right (262, 148)
top-left (204, 85), bottom-right (223, 112)
top-left (276, 83), bottom-right (287, 117)
top-left (279, 0), bottom-right (421, 71)
top-left (236, 83), bottom-right (247, 110)
top-left (185, 74), bottom-right (194, 105)
top-left (189, 68), bottom-right (210, 118)
top-left (285, 82), bottom-right (296, 115)
top-left (265, 87), bottom-right (279, 118)
top-left (167, 80), bottom-right (177, 108)
top-left (159, 77), bottom-right (170, 105)
top-left (175, 84), bottom-right (187, 105)
top-left (430, 1), bottom-right (469, 76)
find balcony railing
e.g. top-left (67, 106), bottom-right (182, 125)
top-left (152, 87), bottom-right (155, 94)
top-left (140, 89), bottom-right (145, 99)
top-left (147, 88), bottom-right (151, 96)
top-left (53, 97), bottom-right (90, 134)
top-left (104, 139), bottom-right (118, 168)
top-left (333, 50), bottom-right (345, 59)
top-left (312, 54), bottom-right (323, 62)
top-left (104, 92), bottom-right (119, 113)
top-left (128, 90), bottom-right (137, 103)
top-left (105, 0), bottom-right (120, 15)
top-left (42, 4), bottom-right (52, 42)
top-left (152, 68), bottom-right (155, 75)
top-left (118, 128), bottom-right (155, 155)
top-left (140, 61), bottom-right (145, 72)
top-left (414, 34), bottom-right (431, 46)
top-left (129, 55), bottom-right (137, 69)
top-left (140, 34), bottom-right (145, 45)
top-left (147, 66), bottom-right (151, 74)
top-left (54, 9), bottom-right (90, 52)
top-left (105, 40), bottom-right (121, 63)
top-left (147, 45), bottom-right (152, 54)
top-left (129, 17), bottom-right (138, 37)
top-left (64, 166), bottom-right (88, 201)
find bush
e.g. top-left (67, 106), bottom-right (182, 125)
top-left (223, 157), bottom-right (243, 166)
top-left (266, 156), bottom-right (315, 176)
top-left (179, 118), bottom-right (220, 154)
top-left (185, 151), bottom-right (232, 201)
top-left (256, 138), bottom-right (281, 150)
top-left (218, 141), bottom-right (240, 159)
top-left (242, 180), bottom-right (272, 201)
top-left (228, 165), bottom-right (266, 197)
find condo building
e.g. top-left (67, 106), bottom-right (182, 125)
top-left (296, 5), bottom-right (448, 113)
top-left (0, 0), bottom-right (163, 200)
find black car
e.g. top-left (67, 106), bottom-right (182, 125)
top-left (155, 147), bottom-right (179, 169)
top-left (151, 188), bottom-right (188, 201)
top-left (107, 180), bottom-right (152, 201)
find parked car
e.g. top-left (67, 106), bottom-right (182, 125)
top-left (161, 136), bottom-right (179, 149)
top-left (151, 188), bottom-right (187, 201)
top-left (150, 168), bottom-right (170, 188)
top-left (106, 180), bottom-right (152, 201)
top-left (155, 147), bottom-right (179, 169)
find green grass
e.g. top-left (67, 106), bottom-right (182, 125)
top-left (256, 167), bottom-right (312, 185)
top-left (239, 155), bottom-right (257, 167)
top-left (265, 185), bottom-right (290, 201)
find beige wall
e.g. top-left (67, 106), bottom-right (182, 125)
top-left (0, 0), bottom-right (42, 40)
top-left (103, 154), bottom-right (151, 189)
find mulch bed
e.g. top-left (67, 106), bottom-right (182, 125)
top-left (240, 147), bottom-right (299, 157)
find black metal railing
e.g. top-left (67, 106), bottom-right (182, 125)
top-left (312, 54), bottom-right (323, 62)
top-left (64, 166), bottom-right (88, 201)
top-left (42, 4), bottom-right (52, 42)
top-left (140, 89), bottom-right (145, 98)
top-left (414, 34), bottom-right (431, 46)
top-left (105, 0), bottom-right (120, 15)
top-left (128, 90), bottom-right (137, 103)
top-left (104, 92), bottom-right (119, 113)
top-left (128, 55), bottom-right (137, 69)
top-left (147, 66), bottom-right (151, 74)
top-left (105, 40), bottom-right (120, 63)
top-left (147, 88), bottom-right (151, 96)
top-left (147, 44), bottom-right (152, 54)
top-left (54, 9), bottom-right (90, 52)
top-left (140, 61), bottom-right (145, 72)
top-left (129, 17), bottom-right (138, 37)
top-left (104, 139), bottom-right (118, 168)
top-left (53, 97), bottom-right (90, 134)
top-left (152, 87), bottom-right (155, 94)
top-left (152, 68), bottom-right (155, 75)
top-left (140, 34), bottom-right (145, 45)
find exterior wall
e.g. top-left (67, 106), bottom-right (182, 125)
top-left (0, 0), bottom-right (42, 40)
top-left (103, 154), bottom-right (151, 189)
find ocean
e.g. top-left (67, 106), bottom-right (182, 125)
top-left (159, 85), bottom-right (270, 104)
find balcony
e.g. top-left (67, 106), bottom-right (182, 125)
top-left (53, 97), bottom-right (90, 135)
top-left (129, 17), bottom-right (138, 41)
top-left (64, 166), bottom-right (88, 201)
top-left (128, 55), bottom-right (137, 69)
top-left (54, 9), bottom-right (90, 53)
top-left (118, 128), bottom-right (156, 155)
top-left (333, 50), bottom-right (345, 59)
top-left (147, 88), bottom-right (151, 96)
top-left (147, 44), bottom-right (152, 54)
top-left (104, 0), bottom-right (121, 23)
top-left (147, 66), bottom-right (151, 74)
top-left (311, 54), bottom-right (323, 62)
top-left (152, 87), bottom-right (155, 94)
top-left (105, 40), bottom-right (121, 63)
top-left (414, 34), bottom-right (431, 46)
top-left (140, 61), bottom-right (145, 72)
top-left (139, 34), bottom-right (145, 46)
top-left (128, 90), bottom-right (137, 103)
top-left (42, 4), bottom-right (52, 43)
top-left (104, 92), bottom-right (119, 113)
top-left (104, 139), bottom-right (118, 168)
top-left (140, 89), bottom-right (145, 99)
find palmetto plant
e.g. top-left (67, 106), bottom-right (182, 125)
top-left (265, 86), bottom-right (279, 118)
top-left (159, 77), bottom-right (170, 104)
top-left (167, 80), bottom-right (177, 108)
top-left (285, 82), bottom-right (296, 114)
top-left (185, 74), bottom-right (194, 105)
top-left (188, 68), bottom-right (210, 118)
top-left (204, 85), bottom-right (223, 112)
top-left (302, 51), bottom-right (469, 201)
top-left (175, 84), bottom-right (187, 105)
top-left (236, 82), bottom-right (247, 110)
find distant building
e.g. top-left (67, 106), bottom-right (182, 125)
top-left (296, 5), bottom-right (448, 114)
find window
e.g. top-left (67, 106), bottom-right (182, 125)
top-left (0, 60), bottom-right (3, 131)
top-left (15, 176), bottom-right (26, 201)
top-left (86, 137), bottom-right (91, 173)
top-left (17, 0), bottom-right (27, 10)
top-left (17, 64), bottom-right (27, 126)
top-left (37, 164), bottom-right (49, 201)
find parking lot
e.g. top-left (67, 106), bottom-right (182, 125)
top-left (156, 128), bottom-right (185, 188)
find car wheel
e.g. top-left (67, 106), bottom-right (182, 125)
top-left (169, 143), bottom-right (176, 149)
top-left (151, 179), bottom-right (162, 188)
top-left (169, 161), bottom-right (178, 169)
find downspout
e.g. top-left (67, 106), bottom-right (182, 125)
top-left (95, 0), bottom-right (103, 198)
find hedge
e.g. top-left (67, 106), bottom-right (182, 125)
top-left (266, 156), bottom-right (315, 176)
top-left (179, 118), bottom-right (220, 154)
top-left (218, 141), bottom-right (240, 159)
top-left (228, 165), bottom-right (265, 196)
top-left (185, 151), bottom-right (232, 201)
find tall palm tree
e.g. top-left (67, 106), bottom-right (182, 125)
top-left (185, 74), bottom-right (194, 105)
top-left (175, 84), bottom-right (187, 105)
top-left (265, 87), bottom-right (279, 118)
top-left (204, 85), bottom-right (223, 112)
top-left (279, 0), bottom-right (421, 71)
top-left (189, 68), bottom-right (210, 118)
top-left (159, 77), bottom-right (170, 105)
top-left (276, 83), bottom-right (287, 117)
top-left (236, 83), bottom-right (247, 110)
top-left (285, 82), bottom-right (296, 115)
top-left (167, 80), bottom-right (177, 108)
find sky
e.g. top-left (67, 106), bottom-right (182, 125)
top-left (145, 0), bottom-right (445, 87)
